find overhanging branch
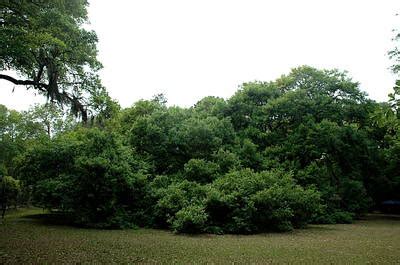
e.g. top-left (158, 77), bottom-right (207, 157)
top-left (0, 73), bottom-right (88, 123)
top-left (0, 73), bottom-right (48, 92)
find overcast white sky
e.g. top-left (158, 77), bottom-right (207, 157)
top-left (1, 0), bottom-right (400, 110)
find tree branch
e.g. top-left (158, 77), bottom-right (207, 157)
top-left (0, 73), bottom-right (47, 92)
top-left (0, 73), bottom-right (88, 123)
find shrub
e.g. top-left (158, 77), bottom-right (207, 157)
top-left (172, 205), bottom-right (208, 233)
top-left (251, 188), bottom-right (295, 231)
top-left (153, 180), bottom-right (208, 228)
top-left (205, 169), bottom-right (322, 233)
top-left (330, 211), bottom-right (354, 224)
top-left (312, 209), bottom-right (354, 224)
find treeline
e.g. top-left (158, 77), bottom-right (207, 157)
top-left (1, 66), bottom-right (400, 233)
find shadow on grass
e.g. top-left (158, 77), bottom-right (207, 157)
top-left (22, 212), bottom-right (74, 227)
top-left (21, 212), bottom-right (131, 230)
top-left (173, 224), bottom-right (342, 238)
top-left (304, 225), bottom-right (339, 232)
top-left (13, 210), bottom-right (399, 236)
top-left (364, 213), bottom-right (400, 221)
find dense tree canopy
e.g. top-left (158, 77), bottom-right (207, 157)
top-left (2, 65), bottom-right (398, 232)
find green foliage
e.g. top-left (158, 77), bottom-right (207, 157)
top-left (26, 103), bottom-right (76, 137)
top-left (183, 159), bottom-right (220, 184)
top-left (153, 180), bottom-right (209, 228)
top-left (236, 138), bottom-right (263, 169)
top-left (174, 116), bottom-right (236, 160)
top-left (0, 104), bottom-right (51, 177)
top-left (193, 96), bottom-right (227, 118)
top-left (172, 205), bottom-right (208, 233)
top-left (127, 101), bottom-right (236, 174)
top-left (367, 83), bottom-right (400, 203)
top-left (313, 210), bottom-right (355, 224)
top-left (209, 169), bottom-right (321, 233)
top-left (34, 177), bottom-right (72, 210)
top-left (11, 65), bottom-right (400, 232)
top-left (0, 175), bottom-right (21, 216)
top-left (150, 169), bottom-right (321, 234)
top-left (18, 127), bottom-right (150, 228)
top-left (211, 148), bottom-right (241, 173)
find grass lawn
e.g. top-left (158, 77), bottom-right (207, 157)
top-left (1, 209), bottom-right (400, 264)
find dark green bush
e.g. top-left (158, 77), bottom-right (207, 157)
top-left (330, 211), bottom-right (354, 224)
top-left (313, 210), bottom-right (354, 224)
top-left (208, 169), bottom-right (322, 233)
top-left (151, 169), bottom-right (322, 234)
top-left (19, 127), bottom-right (150, 228)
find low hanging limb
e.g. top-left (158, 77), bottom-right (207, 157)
top-left (0, 73), bottom-right (48, 91)
top-left (0, 73), bottom-right (88, 123)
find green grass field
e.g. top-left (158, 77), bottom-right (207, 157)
top-left (1, 209), bottom-right (399, 264)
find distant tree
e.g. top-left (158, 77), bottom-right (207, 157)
top-left (0, 104), bottom-right (47, 176)
top-left (25, 103), bottom-right (76, 137)
top-left (0, 0), bottom-right (102, 122)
